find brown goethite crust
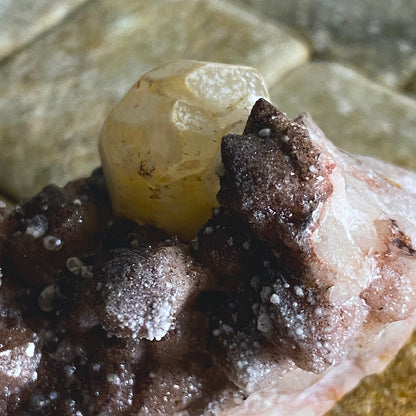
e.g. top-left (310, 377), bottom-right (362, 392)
top-left (218, 98), bottom-right (333, 252)
top-left (0, 168), bottom-right (225, 415)
top-left (137, 309), bottom-right (232, 415)
top-left (257, 257), bottom-right (362, 373)
top-left (3, 169), bottom-right (112, 287)
top-left (94, 244), bottom-right (208, 341)
top-left (0, 318), bottom-right (41, 414)
top-left (192, 208), bottom-right (259, 285)
top-left (212, 99), bottom-right (350, 373)
top-left (24, 329), bottom-right (149, 416)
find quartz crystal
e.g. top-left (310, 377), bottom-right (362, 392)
top-left (99, 60), bottom-right (269, 239)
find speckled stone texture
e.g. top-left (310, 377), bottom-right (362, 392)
top-left (0, 0), bottom-right (87, 59)
top-left (1, 0), bottom-right (416, 414)
top-left (233, 0), bottom-right (416, 89)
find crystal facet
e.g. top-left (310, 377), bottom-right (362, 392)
top-left (99, 60), bottom-right (269, 239)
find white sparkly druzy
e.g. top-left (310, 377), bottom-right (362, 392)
top-left (99, 60), bottom-right (269, 239)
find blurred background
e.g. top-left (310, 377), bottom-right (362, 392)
top-left (0, 1), bottom-right (415, 414)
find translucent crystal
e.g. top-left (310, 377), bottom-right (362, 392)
top-left (99, 60), bottom-right (269, 239)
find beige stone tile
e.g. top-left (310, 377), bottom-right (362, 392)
top-left (234, 0), bottom-right (416, 89)
top-left (0, 0), bottom-right (308, 199)
top-left (270, 62), bottom-right (416, 171)
top-left (0, 0), bottom-right (88, 59)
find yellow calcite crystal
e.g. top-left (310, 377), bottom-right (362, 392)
top-left (99, 60), bottom-right (269, 239)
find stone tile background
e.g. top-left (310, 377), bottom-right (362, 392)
top-left (235, 0), bottom-right (416, 89)
top-left (0, 0), bottom-right (415, 414)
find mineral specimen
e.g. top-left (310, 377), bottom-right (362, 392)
top-left (194, 98), bottom-right (416, 415)
top-left (1, 62), bottom-right (416, 416)
top-left (99, 60), bottom-right (268, 240)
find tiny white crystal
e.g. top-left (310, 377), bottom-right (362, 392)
top-left (25, 343), bottom-right (35, 358)
top-left (99, 60), bottom-right (268, 239)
